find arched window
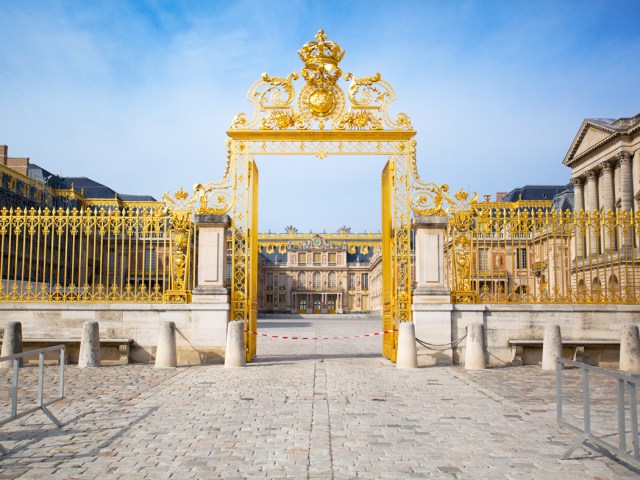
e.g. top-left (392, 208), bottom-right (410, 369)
top-left (298, 272), bottom-right (306, 288)
top-left (313, 272), bottom-right (321, 288)
top-left (328, 272), bottom-right (336, 288)
top-left (608, 274), bottom-right (620, 294)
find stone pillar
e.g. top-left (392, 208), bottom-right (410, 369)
top-left (617, 151), bottom-right (631, 210)
top-left (620, 325), bottom-right (640, 373)
top-left (396, 322), bottom-right (418, 369)
top-left (0, 322), bottom-right (23, 368)
top-left (224, 320), bottom-right (246, 368)
top-left (618, 153), bottom-right (633, 251)
top-left (633, 150), bottom-right (640, 212)
top-left (413, 216), bottom-right (450, 302)
top-left (585, 170), bottom-right (599, 255)
top-left (600, 162), bottom-right (615, 251)
top-left (464, 323), bottom-right (486, 370)
top-left (78, 321), bottom-right (101, 368)
top-left (571, 177), bottom-right (584, 258)
top-left (542, 324), bottom-right (562, 370)
top-left (412, 215), bottom-right (452, 366)
top-left (192, 214), bottom-right (231, 303)
top-left (155, 321), bottom-right (177, 368)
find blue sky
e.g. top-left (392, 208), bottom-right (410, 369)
top-left (1, 1), bottom-right (639, 232)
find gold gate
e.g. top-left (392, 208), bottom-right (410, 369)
top-left (188, 30), bottom-right (449, 362)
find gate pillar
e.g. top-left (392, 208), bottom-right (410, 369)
top-left (413, 215), bottom-right (450, 302)
top-left (412, 215), bottom-right (453, 366)
top-left (192, 214), bottom-right (231, 303)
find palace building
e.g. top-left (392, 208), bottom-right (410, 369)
top-left (0, 144), bottom-right (160, 211)
top-left (565, 114), bottom-right (640, 215)
top-left (257, 227), bottom-right (382, 314)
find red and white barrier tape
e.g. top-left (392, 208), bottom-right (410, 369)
top-left (243, 329), bottom-right (398, 341)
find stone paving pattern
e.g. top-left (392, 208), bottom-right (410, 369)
top-left (0, 316), bottom-right (637, 479)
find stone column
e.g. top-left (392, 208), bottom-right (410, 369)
top-left (619, 154), bottom-right (632, 198)
top-left (600, 162), bottom-right (615, 251)
top-left (412, 215), bottom-right (452, 366)
top-left (633, 150), bottom-right (640, 212)
top-left (571, 177), bottom-right (584, 211)
top-left (618, 152), bottom-right (633, 251)
top-left (192, 214), bottom-right (231, 303)
top-left (571, 177), bottom-right (585, 258)
top-left (585, 170), bottom-right (599, 256)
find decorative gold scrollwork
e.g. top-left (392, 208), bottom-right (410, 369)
top-left (229, 30), bottom-right (412, 132)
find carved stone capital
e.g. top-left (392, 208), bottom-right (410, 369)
top-left (599, 161), bottom-right (612, 174)
top-left (586, 170), bottom-right (598, 181)
top-left (570, 177), bottom-right (583, 188)
top-left (617, 151), bottom-right (631, 165)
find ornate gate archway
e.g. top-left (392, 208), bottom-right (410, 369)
top-left (193, 30), bottom-right (446, 362)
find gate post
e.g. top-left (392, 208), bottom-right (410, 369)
top-left (412, 215), bottom-right (453, 366)
top-left (188, 214), bottom-right (231, 364)
top-left (192, 214), bottom-right (231, 302)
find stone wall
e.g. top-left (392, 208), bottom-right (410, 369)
top-left (0, 303), bottom-right (229, 365)
top-left (413, 303), bottom-right (640, 367)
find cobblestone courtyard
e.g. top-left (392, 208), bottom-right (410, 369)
top-left (0, 316), bottom-right (637, 479)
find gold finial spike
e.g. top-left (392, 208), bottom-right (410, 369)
top-left (316, 29), bottom-right (327, 43)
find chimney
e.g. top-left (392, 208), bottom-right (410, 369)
top-left (495, 192), bottom-right (507, 202)
top-left (0, 145), bottom-right (7, 166)
top-left (6, 156), bottom-right (30, 177)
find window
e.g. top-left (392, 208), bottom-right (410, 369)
top-left (362, 273), bottom-right (369, 290)
top-left (297, 272), bottom-right (306, 288)
top-left (328, 272), bottom-right (337, 288)
top-left (266, 273), bottom-right (273, 289)
top-left (477, 248), bottom-right (489, 270)
top-left (328, 252), bottom-right (336, 266)
top-left (348, 273), bottom-right (356, 289)
top-left (298, 252), bottom-right (306, 266)
top-left (266, 294), bottom-right (273, 304)
top-left (313, 252), bottom-right (321, 265)
top-left (313, 272), bottom-right (321, 288)
top-left (278, 273), bottom-right (286, 290)
top-left (279, 294), bottom-right (286, 305)
top-left (516, 248), bottom-right (527, 269)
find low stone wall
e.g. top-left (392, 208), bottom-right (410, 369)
top-left (413, 303), bottom-right (640, 367)
top-left (0, 303), bottom-right (229, 365)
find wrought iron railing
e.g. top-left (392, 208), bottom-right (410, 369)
top-left (446, 207), bottom-right (640, 304)
top-left (0, 205), bottom-right (197, 303)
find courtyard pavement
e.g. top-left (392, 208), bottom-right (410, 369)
top-left (0, 316), bottom-right (638, 479)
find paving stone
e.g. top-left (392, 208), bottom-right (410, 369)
top-left (0, 316), bottom-right (636, 478)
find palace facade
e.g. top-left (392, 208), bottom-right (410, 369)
top-left (257, 228), bottom-right (382, 314)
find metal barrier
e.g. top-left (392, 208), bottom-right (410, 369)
top-left (0, 345), bottom-right (65, 455)
top-left (556, 358), bottom-right (639, 468)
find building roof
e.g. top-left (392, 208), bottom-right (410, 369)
top-left (563, 113), bottom-right (640, 166)
top-left (501, 185), bottom-right (570, 202)
top-left (551, 187), bottom-right (575, 212)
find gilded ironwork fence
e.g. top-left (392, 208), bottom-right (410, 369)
top-left (0, 204), bottom-right (197, 303)
top-left (446, 205), bottom-right (640, 304)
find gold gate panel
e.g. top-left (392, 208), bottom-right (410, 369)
top-left (188, 29), bottom-right (453, 362)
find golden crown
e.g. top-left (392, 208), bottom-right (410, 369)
top-left (298, 29), bottom-right (345, 85)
